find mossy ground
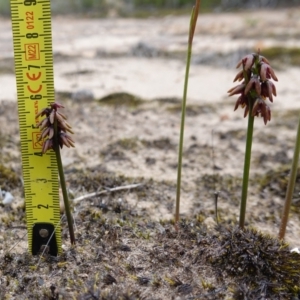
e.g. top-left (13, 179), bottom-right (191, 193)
top-left (0, 94), bottom-right (300, 299)
top-left (0, 188), bottom-right (299, 299)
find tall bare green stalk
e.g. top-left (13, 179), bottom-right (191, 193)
top-left (53, 118), bottom-right (75, 245)
top-left (279, 116), bottom-right (300, 240)
top-left (175, 0), bottom-right (201, 226)
top-left (239, 100), bottom-right (255, 228)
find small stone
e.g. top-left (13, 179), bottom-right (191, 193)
top-left (291, 247), bottom-right (300, 254)
top-left (2, 191), bottom-right (14, 205)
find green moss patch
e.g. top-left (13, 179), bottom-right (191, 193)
top-left (262, 47), bottom-right (300, 67)
top-left (97, 92), bottom-right (145, 108)
top-left (201, 226), bottom-right (300, 299)
top-left (0, 164), bottom-right (19, 190)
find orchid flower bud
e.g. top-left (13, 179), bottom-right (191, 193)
top-left (228, 52), bottom-right (278, 125)
top-left (35, 102), bottom-right (75, 153)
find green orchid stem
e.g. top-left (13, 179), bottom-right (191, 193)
top-left (175, 0), bottom-right (200, 227)
top-left (54, 119), bottom-right (75, 245)
top-left (279, 116), bottom-right (300, 240)
top-left (239, 101), bottom-right (255, 229)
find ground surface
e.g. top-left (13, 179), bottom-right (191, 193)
top-left (0, 8), bottom-right (300, 299)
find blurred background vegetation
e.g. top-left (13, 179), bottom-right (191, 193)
top-left (0, 0), bottom-right (299, 16)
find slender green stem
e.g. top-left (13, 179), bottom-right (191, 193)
top-left (175, 1), bottom-right (200, 225)
top-left (214, 192), bottom-right (219, 224)
top-left (53, 119), bottom-right (75, 245)
top-left (279, 116), bottom-right (300, 240)
top-left (239, 100), bottom-right (255, 229)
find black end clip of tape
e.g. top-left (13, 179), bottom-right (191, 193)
top-left (32, 223), bottom-right (58, 256)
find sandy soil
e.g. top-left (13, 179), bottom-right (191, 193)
top-left (0, 8), bottom-right (300, 299)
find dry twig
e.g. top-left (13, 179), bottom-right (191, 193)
top-left (73, 183), bottom-right (144, 203)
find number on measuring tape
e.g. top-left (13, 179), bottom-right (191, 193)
top-left (24, 0), bottom-right (37, 6)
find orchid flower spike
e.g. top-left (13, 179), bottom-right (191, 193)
top-left (36, 102), bottom-right (75, 153)
top-left (228, 52), bottom-right (278, 125)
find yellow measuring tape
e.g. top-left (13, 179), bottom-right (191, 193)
top-left (10, 0), bottom-right (61, 255)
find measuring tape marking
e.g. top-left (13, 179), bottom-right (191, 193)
top-left (10, 0), bottom-right (62, 255)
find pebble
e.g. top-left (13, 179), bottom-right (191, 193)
top-left (1, 190), bottom-right (14, 205)
top-left (291, 247), bottom-right (300, 254)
